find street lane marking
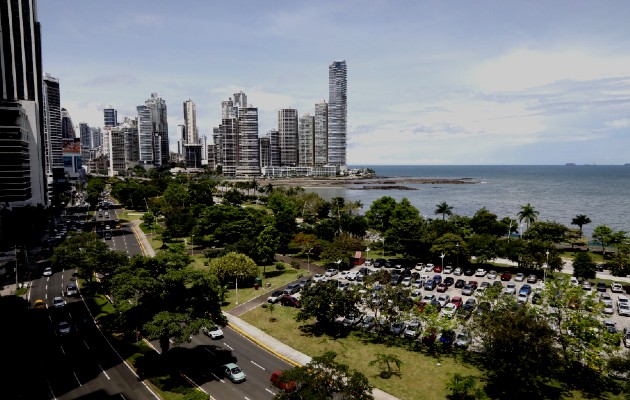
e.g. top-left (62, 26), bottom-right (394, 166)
top-left (83, 340), bottom-right (90, 349)
top-left (251, 360), bottom-right (265, 370)
top-left (224, 343), bottom-right (233, 350)
top-left (265, 388), bottom-right (275, 395)
top-left (73, 371), bottom-right (81, 385)
top-left (210, 373), bottom-right (224, 383)
top-left (205, 348), bottom-right (216, 356)
top-left (98, 364), bottom-right (110, 380)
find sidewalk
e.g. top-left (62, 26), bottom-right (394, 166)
top-left (493, 257), bottom-right (630, 283)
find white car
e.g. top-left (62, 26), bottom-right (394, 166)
top-left (424, 264), bottom-right (434, 272)
top-left (569, 277), bottom-right (579, 287)
top-left (413, 279), bottom-right (424, 288)
top-left (514, 273), bottom-right (525, 282)
top-left (440, 303), bottom-right (457, 318)
top-left (202, 325), bottom-right (224, 339)
top-left (619, 303), bottom-right (630, 317)
top-left (443, 265), bottom-right (453, 274)
top-left (346, 271), bottom-right (358, 281)
top-left (312, 273), bottom-right (325, 282)
top-left (52, 296), bottom-right (66, 309)
top-left (603, 304), bottom-right (615, 315)
top-left (401, 276), bottom-right (413, 286)
top-left (618, 296), bottom-right (629, 309)
top-left (410, 288), bottom-right (423, 300)
top-left (517, 293), bottom-right (529, 304)
top-left (475, 268), bottom-right (487, 277)
top-left (325, 269), bottom-right (338, 277)
top-left (505, 283), bottom-right (517, 295)
top-left (43, 267), bottom-right (53, 277)
top-left (339, 271), bottom-right (350, 279)
top-left (453, 267), bottom-right (463, 276)
top-left (600, 293), bottom-right (613, 306)
top-left (487, 270), bottom-right (497, 280)
top-left (612, 282), bottom-right (624, 293)
top-left (437, 294), bottom-right (451, 307)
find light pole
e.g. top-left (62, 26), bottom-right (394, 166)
top-left (191, 234), bottom-right (194, 256)
top-left (336, 259), bottom-right (342, 271)
top-left (307, 247), bottom-right (313, 274)
top-left (440, 253), bottom-right (445, 270)
top-left (235, 273), bottom-right (244, 305)
top-left (382, 238), bottom-right (386, 256)
top-left (366, 247), bottom-right (371, 264)
top-left (544, 250), bottom-right (550, 283)
top-left (456, 244), bottom-right (459, 269)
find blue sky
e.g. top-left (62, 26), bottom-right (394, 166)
top-left (38, 1), bottom-right (630, 165)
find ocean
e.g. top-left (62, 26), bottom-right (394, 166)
top-left (306, 165), bottom-right (630, 238)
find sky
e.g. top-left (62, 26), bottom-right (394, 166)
top-left (37, 0), bottom-right (630, 165)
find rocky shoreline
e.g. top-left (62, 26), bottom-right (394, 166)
top-left (263, 176), bottom-right (479, 189)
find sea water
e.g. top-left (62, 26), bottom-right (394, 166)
top-left (306, 165), bottom-right (630, 238)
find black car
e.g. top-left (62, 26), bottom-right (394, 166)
top-left (374, 259), bottom-right (385, 268)
top-left (439, 329), bottom-right (456, 346)
top-left (464, 269), bottom-right (474, 276)
top-left (384, 260), bottom-right (393, 268)
top-left (390, 274), bottom-right (403, 285)
top-left (454, 279), bottom-right (466, 288)
top-left (444, 277), bottom-right (455, 286)
top-left (596, 282), bottom-right (607, 292)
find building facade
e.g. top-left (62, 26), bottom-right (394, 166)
top-left (314, 101), bottom-right (328, 166)
top-left (328, 60), bottom-right (347, 167)
top-left (278, 108), bottom-right (298, 166)
top-left (298, 113), bottom-right (315, 166)
top-left (103, 106), bottom-right (118, 128)
top-left (183, 99), bottom-right (197, 144)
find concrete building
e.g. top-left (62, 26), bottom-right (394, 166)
top-left (42, 74), bottom-right (64, 200)
top-left (136, 105), bottom-right (153, 166)
top-left (278, 108), bottom-right (298, 166)
top-left (314, 101), bottom-right (328, 166)
top-left (103, 106), bottom-right (118, 127)
top-left (328, 60), bottom-right (347, 167)
top-left (0, 0), bottom-right (46, 208)
top-left (298, 113), bottom-right (315, 166)
top-left (183, 99), bottom-right (197, 144)
top-left (145, 93), bottom-right (169, 167)
top-left (236, 106), bottom-right (260, 176)
top-left (61, 108), bottom-right (75, 140)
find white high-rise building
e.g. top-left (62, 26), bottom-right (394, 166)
top-left (298, 113), bottom-right (315, 166)
top-left (314, 101), bottom-right (328, 166)
top-left (183, 99), bottom-right (198, 144)
top-left (328, 60), bottom-right (347, 167)
top-left (278, 109), bottom-right (298, 166)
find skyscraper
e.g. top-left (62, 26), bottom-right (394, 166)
top-left (314, 101), bottom-right (328, 166)
top-left (278, 109), bottom-right (298, 166)
top-left (298, 113), bottom-right (315, 166)
top-left (0, 0), bottom-right (46, 207)
top-left (42, 74), bottom-right (63, 176)
top-left (183, 99), bottom-right (197, 144)
top-left (145, 93), bottom-right (169, 166)
top-left (236, 106), bottom-right (260, 176)
top-left (104, 106), bottom-right (118, 128)
top-left (61, 108), bottom-right (75, 140)
top-left (328, 60), bottom-right (347, 167)
top-left (137, 105), bottom-right (153, 166)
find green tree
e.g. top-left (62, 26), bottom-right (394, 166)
top-left (223, 188), bottom-right (245, 206)
top-left (466, 234), bottom-right (497, 264)
top-left (435, 201), bottom-right (454, 221)
top-left (365, 196), bottom-right (397, 232)
top-left (273, 352), bottom-right (373, 400)
top-left (592, 225), bottom-right (614, 255)
top-left (296, 280), bottom-right (360, 329)
top-left (445, 374), bottom-right (484, 400)
top-left (606, 243), bottom-right (630, 277)
top-left (572, 252), bottom-right (597, 280)
top-left (205, 252), bottom-right (259, 283)
top-left (518, 203), bottom-right (539, 231)
top-left (524, 221), bottom-right (568, 244)
top-left (470, 208), bottom-right (504, 236)
top-left (368, 353), bottom-right (402, 379)
top-left (571, 214), bottom-right (592, 237)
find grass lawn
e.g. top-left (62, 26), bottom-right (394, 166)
top-left (240, 306), bottom-right (483, 400)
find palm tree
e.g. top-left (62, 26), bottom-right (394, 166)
top-left (435, 201), bottom-right (454, 220)
top-left (369, 353), bottom-right (403, 379)
top-left (571, 214), bottom-right (592, 237)
top-left (518, 203), bottom-right (539, 231)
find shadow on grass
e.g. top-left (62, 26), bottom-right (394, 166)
top-left (298, 322), bottom-right (350, 339)
top-left (557, 365), bottom-right (625, 400)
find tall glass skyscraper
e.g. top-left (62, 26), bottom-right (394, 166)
top-left (328, 60), bottom-right (347, 167)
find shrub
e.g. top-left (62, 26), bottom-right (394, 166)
top-left (290, 261), bottom-right (301, 269)
top-left (275, 262), bottom-right (286, 271)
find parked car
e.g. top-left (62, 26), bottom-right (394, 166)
top-left (443, 265), bottom-right (453, 274)
top-left (424, 263), bottom-right (435, 272)
top-left (424, 280), bottom-right (436, 291)
top-left (612, 282), bottom-right (624, 293)
top-left (433, 275), bottom-right (443, 284)
top-left (202, 325), bottom-right (224, 339)
top-left (517, 292), bottom-right (529, 304)
top-left (401, 276), bottom-right (413, 286)
top-left (404, 319), bottom-right (421, 338)
top-left (505, 283), bottom-right (517, 295)
top-left (437, 294), bottom-right (451, 307)
top-left (436, 283), bottom-right (448, 293)
top-left (464, 269), bottom-right (474, 276)
top-left (454, 279), bottom-right (466, 289)
top-left (270, 370), bottom-right (296, 393)
top-left (463, 297), bottom-right (476, 310)
top-left (223, 363), bottom-right (246, 383)
top-left (514, 273), bottom-right (525, 282)
top-left (440, 303), bottom-right (458, 318)
top-left (433, 265), bottom-right (443, 273)
top-left (451, 296), bottom-right (464, 308)
top-left (582, 281), bottom-right (592, 291)
top-left (596, 282), bottom-right (607, 292)
top-left (414, 262), bottom-right (425, 270)
top-left (603, 304), bottom-right (615, 315)
top-left (439, 329), bottom-right (456, 346)
top-left (601, 292), bottom-right (613, 306)
top-left (346, 271), bottom-right (358, 281)
top-left (280, 295), bottom-right (301, 308)
top-left (342, 313), bottom-right (362, 327)
top-left (453, 267), bottom-right (463, 276)
top-left (474, 268), bottom-right (487, 277)
top-left (462, 284), bottom-right (474, 296)
top-left (444, 277), bottom-right (455, 286)
top-left (358, 315), bottom-right (376, 330)
top-left (455, 331), bottom-right (471, 348)
top-left (339, 271), bottom-right (350, 279)
top-left (527, 274), bottom-right (538, 283)
top-left (487, 270), bottom-right (497, 280)
top-left (532, 292), bottom-right (543, 305)
top-left (268, 290), bottom-right (285, 303)
top-left (624, 327), bottom-right (630, 347)
top-left (283, 283), bottom-right (300, 295)
top-left (501, 272), bottom-right (512, 281)
top-left (413, 279), bottom-right (425, 289)
top-left (519, 284), bottom-right (532, 295)
top-left (390, 321), bottom-right (407, 336)
top-left (324, 269), bottom-right (338, 277)
top-left (313, 274), bottom-right (325, 282)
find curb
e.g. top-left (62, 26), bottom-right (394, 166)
top-left (227, 321), bottom-right (302, 368)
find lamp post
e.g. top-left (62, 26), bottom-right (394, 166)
top-left (440, 253), bottom-right (445, 270)
top-left (307, 247), bottom-right (313, 274)
top-left (544, 250), bottom-right (550, 283)
top-left (336, 259), bottom-right (342, 271)
top-left (191, 234), bottom-right (194, 256)
top-left (382, 238), bottom-right (386, 256)
top-left (366, 247), bottom-right (371, 265)
top-left (456, 243), bottom-right (459, 269)
top-left (235, 273), bottom-right (244, 305)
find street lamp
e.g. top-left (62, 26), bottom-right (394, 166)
top-left (366, 247), bottom-right (371, 265)
top-left (382, 238), bottom-right (386, 256)
top-left (544, 250), bottom-right (550, 283)
top-left (440, 253), bottom-right (445, 270)
top-left (336, 259), bottom-right (342, 271)
top-left (456, 244), bottom-right (459, 269)
top-left (235, 273), bottom-right (245, 305)
top-left (307, 247), bottom-right (313, 274)
top-left (191, 234), bottom-right (194, 256)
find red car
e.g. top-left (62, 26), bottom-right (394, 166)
top-left (501, 272), bottom-right (512, 281)
top-left (468, 280), bottom-right (479, 290)
top-left (436, 283), bottom-right (448, 293)
top-left (280, 295), bottom-right (301, 308)
top-left (450, 296), bottom-right (463, 308)
top-left (270, 370), bottom-right (296, 393)
top-left (433, 265), bottom-right (443, 273)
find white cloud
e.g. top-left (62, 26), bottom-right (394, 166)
top-left (606, 119), bottom-right (630, 128)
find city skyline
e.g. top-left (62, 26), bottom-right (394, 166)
top-left (38, 1), bottom-right (630, 165)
